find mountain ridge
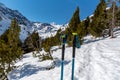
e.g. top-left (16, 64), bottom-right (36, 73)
top-left (0, 2), bottom-right (67, 41)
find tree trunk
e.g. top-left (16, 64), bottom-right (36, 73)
top-left (111, 1), bottom-right (115, 38)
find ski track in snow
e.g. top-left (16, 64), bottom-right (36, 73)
top-left (8, 31), bottom-right (120, 80)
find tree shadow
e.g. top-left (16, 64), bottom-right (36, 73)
top-left (9, 58), bottom-right (70, 79)
top-left (9, 64), bottom-right (49, 79)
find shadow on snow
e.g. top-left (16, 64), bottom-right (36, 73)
top-left (9, 64), bottom-right (49, 79)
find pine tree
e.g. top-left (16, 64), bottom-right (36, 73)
top-left (0, 18), bottom-right (23, 79)
top-left (84, 17), bottom-right (90, 35)
top-left (65, 7), bottom-right (80, 46)
top-left (90, 0), bottom-right (107, 37)
top-left (106, 0), bottom-right (120, 37)
top-left (7, 18), bottom-right (22, 61)
top-left (116, 8), bottom-right (120, 26)
top-left (78, 17), bottom-right (90, 39)
top-left (69, 7), bottom-right (80, 32)
top-left (0, 18), bottom-right (22, 64)
top-left (24, 31), bottom-right (41, 53)
top-left (0, 39), bottom-right (9, 80)
top-left (0, 29), bottom-right (9, 42)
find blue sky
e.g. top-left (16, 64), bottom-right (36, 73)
top-left (0, 0), bottom-right (99, 24)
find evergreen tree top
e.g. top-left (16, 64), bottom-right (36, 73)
top-left (68, 6), bottom-right (80, 32)
top-left (101, 0), bottom-right (105, 3)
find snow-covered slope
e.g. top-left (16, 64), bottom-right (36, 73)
top-left (8, 29), bottom-right (120, 80)
top-left (0, 15), bottom-right (10, 35)
top-left (0, 3), bottom-right (31, 25)
top-left (0, 2), bottom-right (67, 41)
top-left (0, 2), bottom-right (32, 41)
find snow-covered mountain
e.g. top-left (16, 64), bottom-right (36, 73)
top-left (8, 28), bottom-right (120, 80)
top-left (0, 3), bottom-right (31, 26)
top-left (33, 22), bottom-right (67, 39)
top-left (0, 2), bottom-right (67, 41)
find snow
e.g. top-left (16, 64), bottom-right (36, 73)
top-left (8, 29), bottom-right (120, 80)
top-left (19, 25), bottom-right (29, 42)
top-left (1, 1), bottom-right (120, 80)
top-left (33, 22), bottom-right (67, 39)
top-left (0, 17), bottom-right (11, 35)
top-left (0, 2), bottom-right (7, 9)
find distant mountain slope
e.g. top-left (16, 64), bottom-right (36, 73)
top-left (0, 2), bottom-right (67, 41)
top-left (33, 22), bottom-right (67, 39)
top-left (0, 3), bottom-right (31, 25)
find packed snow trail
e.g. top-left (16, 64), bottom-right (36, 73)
top-left (75, 37), bottom-right (120, 80)
top-left (8, 33), bottom-right (120, 80)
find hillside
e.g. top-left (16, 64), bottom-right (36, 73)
top-left (8, 28), bottom-right (120, 80)
top-left (0, 2), bottom-right (66, 41)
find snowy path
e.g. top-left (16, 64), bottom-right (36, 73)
top-left (75, 38), bottom-right (120, 80)
top-left (8, 35), bottom-right (120, 80)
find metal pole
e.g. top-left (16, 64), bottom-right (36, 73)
top-left (71, 35), bottom-right (76, 80)
top-left (61, 37), bottom-right (65, 80)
